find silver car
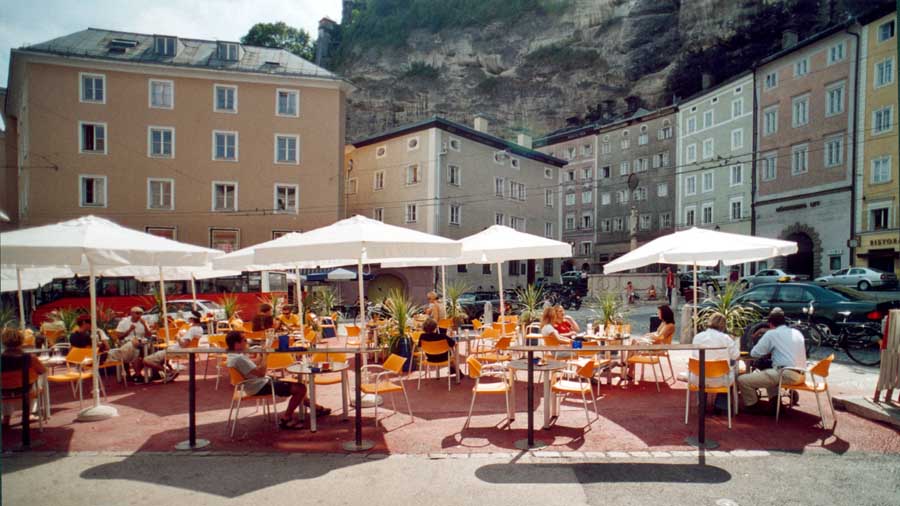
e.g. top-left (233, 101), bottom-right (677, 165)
top-left (740, 268), bottom-right (807, 288)
top-left (143, 299), bottom-right (227, 325)
top-left (815, 267), bottom-right (898, 291)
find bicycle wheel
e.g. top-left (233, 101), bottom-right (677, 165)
top-left (843, 327), bottom-right (882, 366)
top-left (803, 324), bottom-right (825, 356)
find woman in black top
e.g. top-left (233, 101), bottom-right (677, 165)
top-left (251, 304), bottom-right (275, 332)
top-left (418, 318), bottom-right (456, 363)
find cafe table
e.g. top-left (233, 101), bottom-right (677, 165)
top-left (286, 361), bottom-right (350, 432)
top-left (507, 358), bottom-right (568, 429)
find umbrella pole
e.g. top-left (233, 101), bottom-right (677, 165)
top-left (693, 262), bottom-right (698, 337)
top-left (497, 262), bottom-right (505, 324)
top-left (296, 267), bottom-right (304, 337)
top-left (76, 262), bottom-right (117, 421)
top-left (354, 256), bottom-right (381, 407)
top-left (16, 267), bottom-right (25, 330)
top-left (190, 275), bottom-right (198, 312)
top-left (441, 265), bottom-right (446, 313)
top-left (160, 266), bottom-right (170, 345)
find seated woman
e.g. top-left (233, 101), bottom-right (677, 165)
top-left (689, 312), bottom-right (739, 388)
top-left (251, 304), bottom-right (276, 332)
top-left (1, 328), bottom-right (46, 427)
top-left (647, 284), bottom-right (658, 300)
top-left (541, 306), bottom-right (571, 346)
top-left (418, 318), bottom-right (456, 373)
top-left (636, 304), bottom-right (676, 344)
top-left (228, 312), bottom-right (245, 331)
top-left (553, 305), bottom-right (579, 339)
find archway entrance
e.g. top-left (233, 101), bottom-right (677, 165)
top-left (561, 259), bottom-right (575, 274)
top-left (366, 273), bottom-right (405, 302)
top-left (785, 232), bottom-right (815, 278)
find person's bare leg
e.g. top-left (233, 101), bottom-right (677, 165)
top-left (283, 384), bottom-right (307, 421)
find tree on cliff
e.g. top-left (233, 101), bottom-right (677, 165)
top-left (241, 22), bottom-right (315, 61)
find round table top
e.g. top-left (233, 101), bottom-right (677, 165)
top-left (508, 359), bottom-right (567, 371)
top-left (286, 362), bottom-right (350, 375)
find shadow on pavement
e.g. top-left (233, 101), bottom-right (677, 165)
top-left (475, 462), bottom-right (732, 484)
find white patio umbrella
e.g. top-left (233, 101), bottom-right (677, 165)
top-left (0, 216), bottom-right (222, 421)
top-left (111, 265), bottom-right (241, 312)
top-left (1, 267), bottom-right (74, 329)
top-left (602, 227), bottom-right (798, 335)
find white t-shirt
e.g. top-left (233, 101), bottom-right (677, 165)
top-left (116, 317), bottom-right (148, 339)
top-left (178, 325), bottom-right (203, 348)
top-left (690, 328), bottom-right (739, 387)
top-left (226, 353), bottom-right (267, 396)
top-left (751, 325), bottom-right (807, 369)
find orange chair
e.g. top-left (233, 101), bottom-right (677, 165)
top-left (776, 354), bottom-right (836, 428)
top-left (471, 336), bottom-right (513, 365)
top-left (471, 319), bottom-right (483, 331)
top-left (43, 329), bottom-right (66, 346)
top-left (551, 360), bottom-right (598, 426)
top-left (437, 318), bottom-right (453, 332)
top-left (626, 351), bottom-right (667, 392)
top-left (417, 339), bottom-right (454, 391)
top-left (266, 352), bottom-right (299, 383)
top-left (226, 367), bottom-right (279, 437)
top-left (1, 369), bottom-right (44, 431)
top-left (311, 352), bottom-right (349, 413)
top-left (205, 333), bottom-right (229, 388)
top-left (360, 354), bottom-right (412, 425)
top-left (684, 358), bottom-right (734, 429)
top-left (47, 347), bottom-right (102, 408)
top-left (345, 325), bottom-right (362, 346)
top-left (464, 357), bottom-right (512, 429)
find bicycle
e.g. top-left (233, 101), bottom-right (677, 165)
top-left (798, 301), bottom-right (882, 366)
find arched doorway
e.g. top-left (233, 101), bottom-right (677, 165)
top-left (366, 273), bottom-right (405, 302)
top-left (785, 232), bottom-right (815, 278)
top-left (561, 259), bottom-right (575, 274)
top-left (581, 262), bottom-right (591, 273)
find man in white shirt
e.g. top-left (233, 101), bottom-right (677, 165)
top-left (116, 306), bottom-right (150, 340)
top-left (737, 308), bottom-right (807, 413)
top-left (690, 312), bottom-right (739, 388)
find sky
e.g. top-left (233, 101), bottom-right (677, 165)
top-left (0, 0), bottom-right (344, 87)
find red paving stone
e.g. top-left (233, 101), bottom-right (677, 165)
top-left (3, 350), bottom-right (898, 455)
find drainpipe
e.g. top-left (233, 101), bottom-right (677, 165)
top-left (847, 24), bottom-right (861, 267)
top-left (750, 68), bottom-right (758, 275)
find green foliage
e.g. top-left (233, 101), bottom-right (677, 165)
top-left (523, 42), bottom-right (601, 72)
top-left (0, 304), bottom-right (17, 329)
top-left (381, 289), bottom-right (420, 350)
top-left (141, 288), bottom-right (164, 315)
top-left (443, 280), bottom-right (471, 327)
top-left (313, 288), bottom-right (341, 317)
top-left (258, 293), bottom-right (285, 313)
top-left (585, 291), bottom-right (627, 328)
top-left (402, 61), bottom-right (440, 80)
top-left (697, 282), bottom-right (761, 337)
top-left (95, 303), bottom-right (117, 331)
top-left (220, 294), bottom-right (240, 320)
top-left (46, 307), bottom-right (84, 334)
top-left (241, 21), bottom-right (315, 61)
top-left (515, 284), bottom-right (544, 327)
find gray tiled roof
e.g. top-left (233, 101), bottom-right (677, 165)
top-left (20, 28), bottom-right (341, 81)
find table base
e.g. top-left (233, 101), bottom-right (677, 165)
top-left (684, 436), bottom-right (719, 449)
top-left (175, 439), bottom-right (211, 451)
top-left (342, 440), bottom-right (375, 452)
top-left (514, 439), bottom-right (548, 450)
top-left (351, 393), bottom-right (383, 408)
top-left (76, 403), bottom-right (118, 422)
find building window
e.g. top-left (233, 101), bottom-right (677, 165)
top-left (149, 79), bottom-right (174, 109)
top-left (545, 189), bottom-right (554, 207)
top-left (794, 57), bottom-right (809, 77)
top-left (702, 138), bottom-right (714, 160)
top-left (510, 158), bottom-right (520, 170)
top-left (731, 128), bottom-right (744, 150)
top-left (80, 73), bottom-right (105, 103)
top-left (275, 89), bottom-right (299, 117)
top-left (271, 230), bottom-right (296, 240)
top-left (703, 110), bottom-right (714, 129)
top-left (544, 222), bottom-right (553, 238)
top-left (275, 134), bottom-right (299, 164)
top-left (632, 187), bottom-right (647, 201)
top-left (701, 203), bottom-right (714, 225)
top-left (579, 242), bottom-right (592, 256)
top-left (686, 144), bottom-right (697, 163)
top-left (481, 264), bottom-right (491, 275)
top-left (616, 189), bottom-right (629, 204)
top-left (827, 41), bottom-right (846, 65)
top-left (566, 170), bottom-right (576, 182)
top-left (582, 143), bottom-right (593, 156)
top-left (218, 42), bottom-right (240, 61)
top-left (878, 20), bottom-right (895, 43)
top-left (210, 228), bottom-right (240, 253)
top-left (212, 182), bottom-right (237, 211)
top-left (872, 156), bottom-right (892, 184)
top-left (581, 167), bottom-right (593, 180)
top-left (457, 265), bottom-right (468, 273)
top-left (510, 216), bottom-right (525, 232)
top-left (565, 193), bottom-right (576, 206)
top-left (373, 170), bottom-right (385, 191)
top-left (792, 95), bottom-right (809, 127)
top-left (376, 145), bottom-right (387, 158)
top-left (686, 117), bottom-right (697, 134)
top-left (510, 181), bottom-right (526, 201)
top-left (764, 72), bottom-right (777, 89)
top-left (508, 261), bottom-right (520, 276)
top-left (791, 144), bottom-right (809, 175)
top-left (613, 217), bottom-right (624, 232)
top-left (495, 177), bottom-right (505, 197)
top-left (405, 204), bottom-right (418, 223)
top-left (684, 207), bottom-right (696, 227)
top-left (600, 142), bottom-right (611, 154)
top-left (601, 192), bottom-right (611, 205)
top-left (79, 122), bottom-right (107, 154)
top-left (658, 120), bottom-right (672, 139)
top-left (619, 160), bottom-right (630, 175)
top-left (79, 175), bottom-right (107, 208)
top-left (730, 197), bottom-right (743, 222)
top-left (824, 136), bottom-right (843, 167)
top-left (582, 190), bottom-right (592, 205)
top-left (635, 158), bottom-right (648, 172)
top-left (659, 212), bottom-right (672, 229)
top-left (449, 204), bottom-right (461, 225)
top-left (345, 178), bottom-right (358, 195)
top-left (494, 151), bottom-right (507, 164)
top-left (826, 83), bottom-right (845, 115)
top-left (148, 127), bottom-right (174, 158)
top-left (273, 184), bottom-right (299, 214)
top-left (544, 167), bottom-right (553, 179)
top-left (685, 175), bottom-right (697, 196)
top-left (620, 131), bottom-right (630, 150)
top-left (702, 171), bottom-right (714, 192)
top-left (146, 226), bottom-right (176, 240)
top-left (762, 153), bottom-right (777, 181)
top-left (407, 136), bottom-right (420, 151)
top-left (495, 213), bottom-right (505, 226)
top-left (600, 165), bottom-right (610, 178)
top-left (600, 219), bottom-right (611, 232)
top-left (543, 258), bottom-right (554, 276)
top-left (405, 164), bottom-right (420, 185)
top-left (449, 138), bottom-right (461, 151)
top-left (639, 214), bottom-right (651, 231)
top-left (731, 98), bottom-right (743, 118)
top-left (730, 164), bottom-right (743, 186)
top-left (448, 165), bottom-right (461, 186)
top-left (657, 183), bottom-right (668, 197)
top-left (214, 84), bottom-right (237, 113)
top-left (869, 205), bottom-right (891, 231)
top-left (147, 178), bottom-right (174, 210)
top-left (873, 106), bottom-right (893, 134)
top-left (875, 58), bottom-right (895, 88)
top-left (154, 35), bottom-right (176, 56)
top-left (580, 213), bottom-right (592, 229)
top-left (638, 132), bottom-right (649, 146)
top-left (763, 107), bottom-right (778, 136)
top-left (212, 131), bottom-right (238, 161)
top-left (373, 208), bottom-right (384, 221)
top-left (565, 214), bottom-right (575, 230)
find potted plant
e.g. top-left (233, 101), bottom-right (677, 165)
top-left (698, 282), bottom-right (761, 337)
top-left (586, 291), bottom-right (627, 334)
top-left (382, 288), bottom-right (419, 372)
top-left (314, 288), bottom-right (340, 320)
top-left (46, 306), bottom-right (84, 339)
top-left (0, 305), bottom-right (17, 329)
top-left (515, 283), bottom-right (544, 330)
top-left (443, 280), bottom-right (470, 332)
top-left (257, 293), bottom-right (284, 313)
top-left (220, 293), bottom-right (240, 321)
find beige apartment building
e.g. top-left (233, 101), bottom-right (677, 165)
top-left (2, 28), bottom-right (351, 250)
top-left (345, 116), bottom-right (567, 296)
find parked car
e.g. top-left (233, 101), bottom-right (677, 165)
top-left (561, 270), bottom-right (586, 283)
top-left (739, 269), bottom-right (807, 288)
top-left (143, 299), bottom-right (226, 325)
top-left (814, 267), bottom-right (898, 291)
top-left (458, 291), bottom-right (501, 321)
top-left (731, 282), bottom-right (900, 331)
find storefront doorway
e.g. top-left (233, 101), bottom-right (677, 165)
top-left (785, 232), bottom-right (815, 278)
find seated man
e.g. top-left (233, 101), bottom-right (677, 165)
top-left (225, 330), bottom-right (307, 429)
top-left (418, 318), bottom-right (456, 373)
top-left (737, 308), bottom-right (806, 414)
top-left (107, 336), bottom-right (144, 381)
top-left (116, 307), bottom-right (151, 341)
top-left (276, 305), bottom-right (302, 331)
top-left (137, 313), bottom-right (198, 383)
top-left (690, 312), bottom-right (739, 388)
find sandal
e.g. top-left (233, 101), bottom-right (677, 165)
top-left (278, 418), bottom-right (304, 430)
top-left (315, 407), bottom-right (332, 416)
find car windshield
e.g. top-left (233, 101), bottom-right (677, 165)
top-left (825, 286), bottom-right (873, 301)
top-left (458, 294), bottom-right (476, 302)
top-left (200, 301), bottom-right (222, 309)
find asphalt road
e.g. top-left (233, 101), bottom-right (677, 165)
top-left (3, 451), bottom-right (898, 506)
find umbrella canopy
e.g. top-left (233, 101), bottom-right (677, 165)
top-left (212, 232), bottom-right (354, 271)
top-left (602, 228), bottom-right (798, 274)
top-left (0, 267), bottom-right (73, 293)
top-left (103, 265), bottom-right (241, 282)
top-left (327, 268), bottom-right (358, 281)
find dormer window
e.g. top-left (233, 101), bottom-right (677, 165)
top-left (154, 36), bottom-right (177, 57)
top-left (218, 42), bottom-right (240, 61)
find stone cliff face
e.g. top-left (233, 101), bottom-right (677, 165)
top-left (334, 0), bottom-right (883, 141)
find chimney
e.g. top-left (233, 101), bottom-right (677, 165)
top-left (624, 96), bottom-right (641, 115)
top-left (517, 133), bottom-right (533, 149)
top-left (701, 72), bottom-right (714, 90)
top-left (602, 99), bottom-right (615, 121)
top-left (782, 29), bottom-right (798, 50)
top-left (473, 114), bottom-right (489, 133)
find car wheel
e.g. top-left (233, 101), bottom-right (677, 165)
top-left (857, 280), bottom-right (870, 291)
